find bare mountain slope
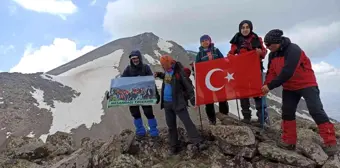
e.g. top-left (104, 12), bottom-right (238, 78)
top-left (0, 32), bottom-right (336, 149)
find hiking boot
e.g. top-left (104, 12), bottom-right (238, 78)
top-left (196, 142), bottom-right (208, 151)
top-left (209, 120), bottom-right (216, 125)
top-left (277, 139), bottom-right (296, 150)
top-left (135, 134), bottom-right (145, 141)
top-left (151, 136), bottom-right (161, 148)
top-left (323, 144), bottom-right (339, 156)
top-left (242, 118), bottom-right (251, 124)
top-left (168, 146), bottom-right (182, 156)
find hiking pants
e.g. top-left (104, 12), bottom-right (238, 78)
top-left (129, 105), bottom-right (155, 119)
top-left (205, 101), bottom-right (229, 122)
top-left (164, 102), bottom-right (202, 147)
top-left (240, 97), bottom-right (268, 119)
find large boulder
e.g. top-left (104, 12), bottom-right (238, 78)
top-left (210, 125), bottom-right (256, 146)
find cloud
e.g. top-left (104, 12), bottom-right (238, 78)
top-left (0, 45), bottom-right (15, 55)
top-left (104, 0), bottom-right (340, 58)
top-left (10, 38), bottom-right (96, 73)
top-left (90, 0), bottom-right (97, 6)
top-left (12, 0), bottom-right (77, 19)
top-left (312, 61), bottom-right (340, 93)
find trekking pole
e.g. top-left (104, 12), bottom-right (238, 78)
top-left (236, 99), bottom-right (241, 121)
top-left (198, 106), bottom-right (203, 131)
top-left (261, 71), bottom-right (266, 130)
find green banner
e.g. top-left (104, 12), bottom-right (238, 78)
top-left (107, 76), bottom-right (157, 108)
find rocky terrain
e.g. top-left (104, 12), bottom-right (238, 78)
top-left (1, 32), bottom-right (339, 167)
top-left (1, 113), bottom-right (340, 168)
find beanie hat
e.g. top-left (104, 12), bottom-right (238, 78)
top-left (160, 55), bottom-right (174, 66)
top-left (239, 20), bottom-right (253, 33)
top-left (200, 35), bottom-right (211, 42)
top-left (264, 29), bottom-right (284, 44)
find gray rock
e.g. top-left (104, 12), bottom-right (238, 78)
top-left (254, 160), bottom-right (299, 168)
top-left (44, 131), bottom-right (76, 157)
top-left (298, 129), bottom-right (323, 145)
top-left (0, 159), bottom-right (42, 168)
top-left (211, 155), bottom-right (253, 168)
top-left (216, 137), bottom-right (256, 159)
top-left (297, 140), bottom-right (328, 165)
top-left (210, 125), bottom-right (256, 146)
top-left (322, 153), bottom-right (340, 168)
top-left (258, 142), bottom-right (316, 168)
top-left (4, 136), bottom-right (48, 161)
top-left (49, 148), bottom-right (91, 168)
top-left (110, 154), bottom-right (143, 168)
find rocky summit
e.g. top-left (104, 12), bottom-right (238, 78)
top-left (1, 112), bottom-right (340, 168)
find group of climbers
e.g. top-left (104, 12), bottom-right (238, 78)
top-left (109, 20), bottom-right (338, 156)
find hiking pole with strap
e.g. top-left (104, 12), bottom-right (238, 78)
top-left (261, 71), bottom-right (266, 130)
top-left (236, 99), bottom-right (241, 121)
top-left (198, 106), bottom-right (203, 131)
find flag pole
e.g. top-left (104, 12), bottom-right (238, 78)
top-left (236, 99), bottom-right (241, 121)
top-left (198, 106), bottom-right (203, 131)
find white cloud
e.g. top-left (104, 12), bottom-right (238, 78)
top-left (312, 61), bottom-right (340, 93)
top-left (12, 0), bottom-right (77, 19)
top-left (0, 45), bottom-right (15, 55)
top-left (90, 0), bottom-right (97, 6)
top-left (103, 0), bottom-right (340, 57)
top-left (10, 38), bottom-right (96, 73)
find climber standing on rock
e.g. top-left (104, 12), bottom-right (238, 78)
top-left (194, 35), bottom-right (229, 125)
top-left (261, 29), bottom-right (338, 156)
top-left (119, 50), bottom-right (161, 143)
top-left (154, 55), bottom-right (207, 156)
top-left (228, 20), bottom-right (269, 125)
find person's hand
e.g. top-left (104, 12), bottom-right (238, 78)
top-left (189, 97), bottom-right (195, 106)
top-left (154, 72), bottom-right (158, 78)
top-left (156, 93), bottom-right (160, 104)
top-left (261, 85), bottom-right (270, 95)
top-left (256, 48), bottom-right (262, 56)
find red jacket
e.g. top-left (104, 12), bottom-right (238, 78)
top-left (264, 37), bottom-right (318, 91)
top-left (228, 33), bottom-right (267, 59)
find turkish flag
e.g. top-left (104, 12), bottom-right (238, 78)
top-left (194, 51), bottom-right (263, 106)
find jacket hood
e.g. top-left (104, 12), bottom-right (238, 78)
top-left (279, 37), bottom-right (291, 51)
top-left (129, 50), bottom-right (143, 67)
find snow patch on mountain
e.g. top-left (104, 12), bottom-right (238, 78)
top-left (154, 50), bottom-right (162, 57)
top-left (267, 92), bottom-right (282, 103)
top-left (0, 97), bottom-right (3, 105)
top-left (144, 54), bottom-right (160, 65)
top-left (31, 87), bottom-right (52, 110)
top-left (33, 49), bottom-right (125, 141)
top-left (157, 38), bottom-right (173, 53)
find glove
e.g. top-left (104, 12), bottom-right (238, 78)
top-left (189, 97), bottom-right (195, 106)
top-left (105, 91), bottom-right (110, 100)
top-left (156, 93), bottom-right (160, 104)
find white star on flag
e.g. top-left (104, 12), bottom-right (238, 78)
top-left (225, 72), bottom-right (234, 82)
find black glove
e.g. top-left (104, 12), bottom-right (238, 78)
top-left (189, 97), bottom-right (195, 106)
top-left (105, 91), bottom-right (110, 100)
top-left (156, 93), bottom-right (160, 104)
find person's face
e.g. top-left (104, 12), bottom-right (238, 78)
top-left (201, 39), bottom-right (210, 48)
top-left (162, 62), bottom-right (172, 70)
top-left (265, 43), bottom-right (280, 52)
top-left (131, 56), bottom-right (140, 65)
top-left (241, 23), bottom-right (251, 36)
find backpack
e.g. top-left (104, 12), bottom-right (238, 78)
top-left (199, 47), bottom-right (218, 60)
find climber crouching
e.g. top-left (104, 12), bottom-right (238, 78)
top-left (154, 55), bottom-right (207, 156)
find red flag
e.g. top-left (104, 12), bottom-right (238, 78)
top-left (194, 51), bottom-right (263, 106)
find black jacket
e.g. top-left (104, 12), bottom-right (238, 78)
top-left (155, 61), bottom-right (195, 111)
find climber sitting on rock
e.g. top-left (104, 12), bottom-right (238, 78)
top-left (154, 55), bottom-right (207, 156)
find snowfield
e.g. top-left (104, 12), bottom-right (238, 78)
top-left (157, 38), bottom-right (173, 53)
top-left (32, 49), bottom-right (124, 141)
